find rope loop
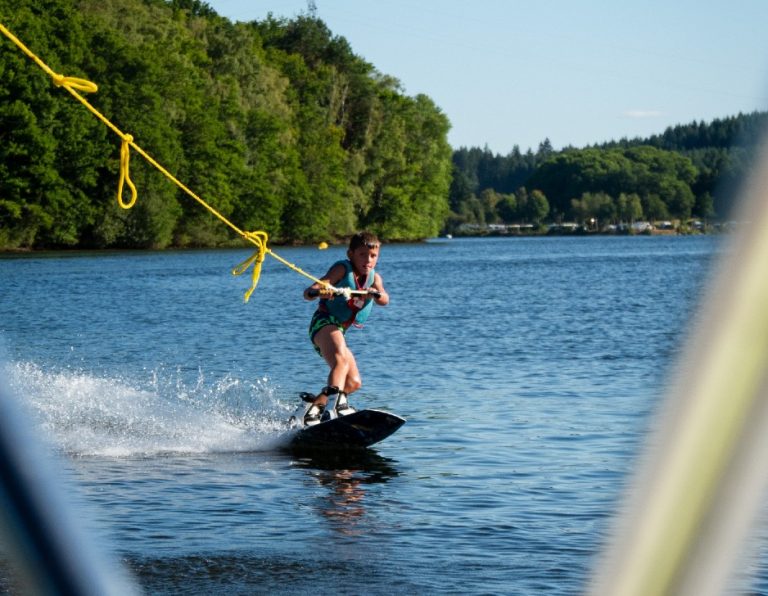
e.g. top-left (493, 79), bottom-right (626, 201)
top-left (117, 134), bottom-right (137, 209)
top-left (53, 73), bottom-right (98, 93)
top-left (232, 231), bottom-right (270, 303)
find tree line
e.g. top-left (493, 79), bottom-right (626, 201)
top-left (448, 112), bottom-right (767, 233)
top-left (0, 0), bottom-right (452, 249)
top-left (1, 0), bottom-right (764, 250)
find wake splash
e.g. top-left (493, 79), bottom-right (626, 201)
top-left (4, 362), bottom-right (295, 457)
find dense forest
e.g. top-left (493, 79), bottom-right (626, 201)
top-left (1, 0), bottom-right (765, 250)
top-left (449, 112), bottom-right (767, 234)
top-left (0, 0), bottom-right (452, 249)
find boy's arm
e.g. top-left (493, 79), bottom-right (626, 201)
top-left (369, 273), bottom-right (389, 306)
top-left (303, 263), bottom-right (346, 300)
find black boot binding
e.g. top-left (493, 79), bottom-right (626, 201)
top-left (335, 391), bottom-right (355, 416)
top-left (303, 386), bottom-right (340, 426)
top-left (302, 390), bottom-right (324, 426)
top-left (288, 393), bottom-right (316, 427)
top-left (303, 401), bottom-right (324, 426)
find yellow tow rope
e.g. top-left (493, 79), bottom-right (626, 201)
top-left (0, 21), bottom-right (330, 302)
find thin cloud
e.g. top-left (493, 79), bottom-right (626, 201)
top-left (624, 109), bottom-right (664, 119)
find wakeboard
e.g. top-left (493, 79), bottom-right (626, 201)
top-left (284, 398), bottom-right (405, 451)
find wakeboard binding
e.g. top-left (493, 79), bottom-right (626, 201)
top-left (288, 387), bottom-right (356, 428)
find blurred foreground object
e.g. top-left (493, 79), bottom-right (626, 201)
top-left (0, 373), bottom-right (139, 595)
top-left (591, 138), bottom-right (768, 595)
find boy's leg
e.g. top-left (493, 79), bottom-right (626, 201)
top-left (335, 355), bottom-right (360, 414)
top-left (314, 325), bottom-right (357, 393)
top-left (305, 326), bottom-right (362, 421)
top-left (304, 325), bottom-right (346, 425)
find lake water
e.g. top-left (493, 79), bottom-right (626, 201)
top-left (0, 234), bottom-right (756, 594)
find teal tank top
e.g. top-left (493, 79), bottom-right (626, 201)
top-left (320, 260), bottom-right (375, 326)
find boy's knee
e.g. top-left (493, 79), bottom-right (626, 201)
top-left (346, 376), bottom-right (362, 393)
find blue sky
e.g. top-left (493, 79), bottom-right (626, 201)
top-left (204, 0), bottom-right (768, 154)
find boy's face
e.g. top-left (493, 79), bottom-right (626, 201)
top-left (348, 244), bottom-right (379, 275)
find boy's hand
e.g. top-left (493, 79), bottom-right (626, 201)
top-left (307, 285), bottom-right (335, 298)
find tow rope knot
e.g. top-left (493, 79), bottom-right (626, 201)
top-left (232, 231), bottom-right (269, 303)
top-left (52, 73), bottom-right (98, 93)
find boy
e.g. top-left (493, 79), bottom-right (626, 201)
top-left (302, 232), bottom-right (389, 425)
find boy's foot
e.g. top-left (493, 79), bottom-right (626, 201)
top-left (289, 393), bottom-right (316, 427)
top-left (303, 401), bottom-right (326, 426)
top-left (335, 391), bottom-right (355, 416)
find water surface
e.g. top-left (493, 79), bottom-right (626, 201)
top-left (1, 235), bottom-right (741, 594)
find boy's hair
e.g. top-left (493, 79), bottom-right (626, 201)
top-left (349, 232), bottom-right (380, 251)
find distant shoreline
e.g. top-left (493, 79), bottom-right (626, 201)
top-left (0, 228), bottom-right (732, 257)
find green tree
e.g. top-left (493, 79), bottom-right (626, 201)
top-left (460, 196), bottom-right (485, 226)
top-left (694, 192), bottom-right (715, 219)
top-left (479, 188), bottom-right (502, 224)
top-left (525, 189), bottom-right (549, 223)
top-left (642, 194), bottom-right (670, 221)
top-left (0, 101), bottom-right (57, 247)
top-left (571, 192), bottom-right (615, 226)
top-left (360, 92), bottom-right (451, 239)
top-left (529, 146), bottom-right (697, 221)
top-left (617, 193), bottom-right (643, 222)
top-left (496, 193), bottom-right (517, 223)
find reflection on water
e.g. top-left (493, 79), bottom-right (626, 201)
top-left (292, 450), bottom-right (400, 535)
